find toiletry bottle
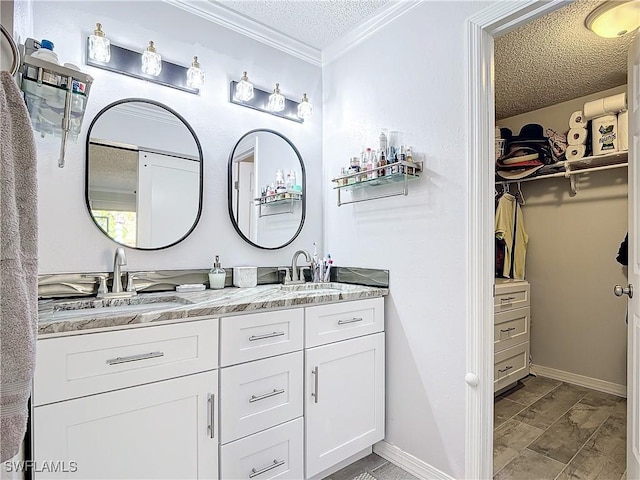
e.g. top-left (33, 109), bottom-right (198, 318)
top-left (379, 130), bottom-right (388, 154)
top-left (406, 147), bottom-right (415, 175)
top-left (31, 40), bottom-right (59, 85)
top-left (209, 256), bottom-right (226, 289)
top-left (379, 150), bottom-right (386, 177)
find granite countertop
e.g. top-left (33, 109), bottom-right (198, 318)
top-left (38, 283), bottom-right (389, 336)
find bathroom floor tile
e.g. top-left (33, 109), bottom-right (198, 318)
top-left (323, 453), bottom-right (389, 480)
top-left (493, 419), bottom-right (545, 473)
top-left (528, 402), bottom-right (611, 464)
top-left (370, 462), bottom-right (418, 480)
top-left (493, 448), bottom-right (565, 480)
top-left (515, 382), bottom-right (589, 430)
top-left (494, 397), bottom-right (527, 428)
top-left (500, 375), bottom-right (562, 406)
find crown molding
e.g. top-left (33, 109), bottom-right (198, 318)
top-left (111, 102), bottom-right (185, 127)
top-left (321, 0), bottom-right (424, 66)
top-left (162, 0), bottom-right (322, 66)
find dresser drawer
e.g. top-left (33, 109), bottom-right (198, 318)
top-left (494, 307), bottom-right (530, 353)
top-left (34, 318), bottom-right (219, 406)
top-left (220, 351), bottom-right (303, 444)
top-left (220, 309), bottom-right (303, 367)
top-left (494, 282), bottom-right (530, 313)
top-left (305, 298), bottom-right (384, 348)
top-left (220, 417), bottom-right (303, 480)
top-left (494, 342), bottom-right (530, 392)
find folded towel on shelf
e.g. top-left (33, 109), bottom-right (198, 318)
top-left (0, 72), bottom-right (39, 462)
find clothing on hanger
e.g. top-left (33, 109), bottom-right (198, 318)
top-left (495, 193), bottom-right (528, 279)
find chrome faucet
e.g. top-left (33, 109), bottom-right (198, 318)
top-left (290, 250), bottom-right (312, 284)
top-left (112, 247), bottom-right (127, 294)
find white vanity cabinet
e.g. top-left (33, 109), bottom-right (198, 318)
top-left (33, 318), bottom-right (219, 480)
top-left (304, 298), bottom-right (385, 479)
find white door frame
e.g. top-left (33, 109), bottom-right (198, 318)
top-left (464, 1), bottom-right (571, 478)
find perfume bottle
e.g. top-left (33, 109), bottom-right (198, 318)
top-left (208, 255), bottom-right (226, 289)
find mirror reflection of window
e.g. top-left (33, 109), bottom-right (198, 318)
top-left (86, 100), bottom-right (202, 250)
top-left (229, 130), bottom-right (305, 250)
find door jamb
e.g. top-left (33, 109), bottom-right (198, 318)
top-left (465, 2), bottom-right (571, 478)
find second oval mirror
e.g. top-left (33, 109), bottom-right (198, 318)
top-left (86, 99), bottom-right (203, 250)
top-left (228, 130), bottom-right (305, 249)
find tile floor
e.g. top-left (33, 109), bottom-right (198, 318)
top-left (494, 375), bottom-right (627, 480)
top-left (323, 453), bottom-right (417, 480)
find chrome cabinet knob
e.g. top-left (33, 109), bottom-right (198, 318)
top-left (614, 284), bottom-right (633, 298)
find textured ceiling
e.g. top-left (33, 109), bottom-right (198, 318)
top-left (214, 0), bottom-right (387, 49)
top-left (495, 0), bottom-right (632, 120)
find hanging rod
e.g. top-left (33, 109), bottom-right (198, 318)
top-left (1, 24), bottom-right (20, 75)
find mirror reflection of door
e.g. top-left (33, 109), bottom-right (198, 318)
top-left (232, 138), bottom-right (257, 242)
top-left (86, 99), bottom-right (203, 250)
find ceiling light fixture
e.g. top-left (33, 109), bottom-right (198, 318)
top-left (141, 41), bottom-right (162, 76)
top-left (297, 93), bottom-right (313, 119)
top-left (267, 83), bottom-right (285, 112)
top-left (234, 71), bottom-right (254, 102)
top-left (88, 23), bottom-right (111, 62)
top-left (186, 56), bottom-right (205, 89)
top-left (585, 0), bottom-right (640, 38)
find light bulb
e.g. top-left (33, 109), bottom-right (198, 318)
top-left (141, 41), bottom-right (162, 77)
top-left (297, 93), bottom-right (313, 119)
top-left (267, 83), bottom-right (285, 112)
top-left (88, 23), bottom-right (111, 63)
top-left (186, 56), bottom-right (205, 89)
top-left (234, 71), bottom-right (254, 102)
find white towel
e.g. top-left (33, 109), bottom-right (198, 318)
top-left (0, 72), bottom-right (38, 462)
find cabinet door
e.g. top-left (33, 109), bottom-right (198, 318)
top-left (304, 333), bottom-right (385, 479)
top-left (34, 370), bottom-right (218, 479)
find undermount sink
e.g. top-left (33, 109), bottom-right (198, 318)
top-left (279, 283), bottom-right (351, 293)
top-left (51, 295), bottom-right (193, 319)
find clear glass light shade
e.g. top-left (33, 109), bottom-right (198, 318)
top-left (267, 83), bottom-right (285, 112)
top-left (186, 56), bottom-right (205, 89)
top-left (88, 23), bottom-right (111, 63)
top-left (141, 41), bottom-right (162, 77)
top-left (585, 0), bottom-right (640, 38)
top-left (297, 93), bottom-right (313, 119)
top-left (234, 71), bottom-right (254, 101)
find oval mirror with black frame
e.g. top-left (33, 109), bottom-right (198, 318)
top-left (228, 129), bottom-right (305, 250)
top-left (85, 98), bottom-right (203, 250)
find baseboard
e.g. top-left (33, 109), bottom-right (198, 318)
top-left (373, 441), bottom-right (454, 480)
top-left (531, 364), bottom-right (627, 398)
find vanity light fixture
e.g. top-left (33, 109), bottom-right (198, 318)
top-left (585, 0), bottom-right (640, 38)
top-left (88, 23), bottom-right (111, 62)
top-left (234, 71), bottom-right (254, 102)
top-left (297, 93), bottom-right (313, 119)
top-left (186, 56), bottom-right (205, 89)
top-left (267, 83), bottom-right (285, 112)
top-left (141, 41), bottom-right (162, 77)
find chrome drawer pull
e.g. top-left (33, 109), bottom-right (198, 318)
top-left (500, 297), bottom-right (516, 303)
top-left (500, 327), bottom-right (516, 333)
top-left (249, 388), bottom-right (285, 403)
top-left (498, 365), bottom-right (514, 374)
top-left (106, 351), bottom-right (164, 365)
top-left (208, 393), bottom-right (215, 439)
top-left (311, 366), bottom-right (319, 404)
top-left (249, 459), bottom-right (285, 478)
top-left (248, 331), bottom-right (285, 342)
top-left (338, 317), bottom-right (363, 325)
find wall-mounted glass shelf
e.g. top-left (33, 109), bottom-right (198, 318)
top-left (331, 160), bottom-right (423, 206)
top-left (254, 191), bottom-right (303, 217)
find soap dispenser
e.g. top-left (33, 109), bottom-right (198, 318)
top-left (209, 256), bottom-right (226, 290)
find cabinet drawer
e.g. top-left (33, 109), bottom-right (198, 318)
top-left (220, 417), bottom-right (303, 480)
top-left (220, 309), bottom-right (303, 367)
top-left (34, 319), bottom-right (219, 406)
top-left (494, 282), bottom-right (530, 313)
top-left (305, 298), bottom-right (384, 348)
top-left (220, 351), bottom-right (303, 444)
top-left (494, 307), bottom-right (530, 353)
top-left (494, 342), bottom-right (530, 392)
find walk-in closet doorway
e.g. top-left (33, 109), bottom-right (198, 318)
top-left (464, 1), bottom-right (640, 479)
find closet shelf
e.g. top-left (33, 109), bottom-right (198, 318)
top-left (496, 151), bottom-right (628, 195)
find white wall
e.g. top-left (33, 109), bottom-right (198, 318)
top-left (322, 2), bottom-right (489, 477)
top-left (31, 1), bottom-right (322, 273)
top-left (499, 86), bottom-right (628, 386)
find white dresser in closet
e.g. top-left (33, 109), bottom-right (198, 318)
top-left (494, 279), bottom-right (531, 392)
